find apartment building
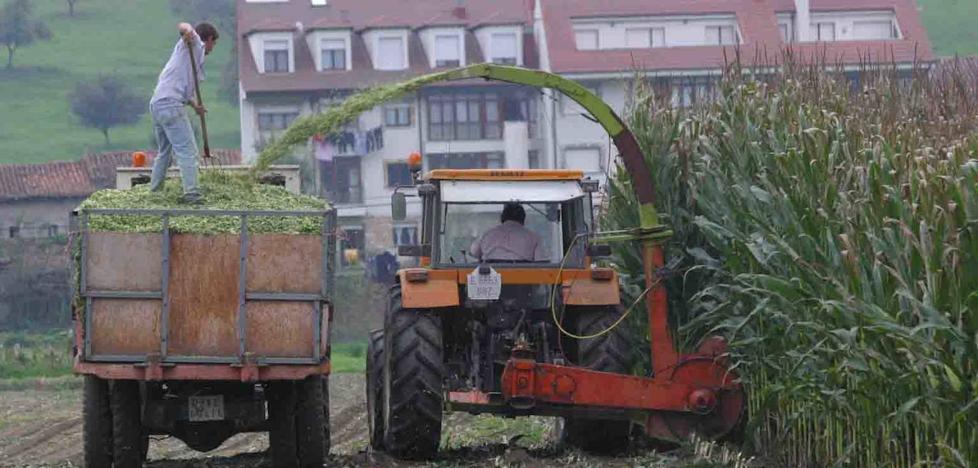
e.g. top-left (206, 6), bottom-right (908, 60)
top-left (236, 0), bottom-right (933, 259)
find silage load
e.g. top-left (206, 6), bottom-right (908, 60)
top-left (79, 172), bottom-right (330, 235)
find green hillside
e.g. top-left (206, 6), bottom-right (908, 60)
top-left (0, 0), bottom-right (972, 165)
top-left (918, 0), bottom-right (978, 56)
top-left (0, 0), bottom-right (239, 164)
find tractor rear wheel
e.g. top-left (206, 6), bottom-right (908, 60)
top-left (562, 304), bottom-right (634, 454)
top-left (83, 375), bottom-right (113, 467)
top-left (366, 328), bottom-right (385, 451)
top-left (382, 287), bottom-right (444, 460)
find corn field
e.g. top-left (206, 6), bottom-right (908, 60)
top-left (606, 59), bottom-right (978, 467)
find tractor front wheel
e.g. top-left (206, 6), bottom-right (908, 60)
top-left (562, 304), bottom-right (634, 454)
top-left (382, 287), bottom-right (444, 460)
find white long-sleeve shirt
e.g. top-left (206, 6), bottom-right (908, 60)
top-left (151, 32), bottom-right (205, 107)
top-left (470, 221), bottom-right (546, 262)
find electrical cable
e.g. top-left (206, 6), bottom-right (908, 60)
top-left (548, 232), bottom-right (655, 340)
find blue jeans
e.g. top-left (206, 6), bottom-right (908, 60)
top-left (149, 102), bottom-right (199, 195)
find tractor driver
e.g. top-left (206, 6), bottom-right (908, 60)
top-left (470, 203), bottom-right (546, 262)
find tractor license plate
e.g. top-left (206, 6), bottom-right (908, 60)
top-left (467, 267), bottom-right (502, 301)
top-left (188, 395), bottom-right (224, 422)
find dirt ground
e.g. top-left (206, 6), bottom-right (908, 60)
top-left (0, 374), bottom-right (745, 467)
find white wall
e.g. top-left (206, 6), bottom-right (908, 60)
top-left (807, 10), bottom-right (899, 41)
top-left (553, 79), bottom-right (626, 181)
top-left (572, 14), bottom-right (741, 49)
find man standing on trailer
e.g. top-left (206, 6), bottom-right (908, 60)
top-left (148, 22), bottom-right (219, 204)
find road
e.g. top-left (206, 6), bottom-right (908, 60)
top-left (0, 374), bottom-right (735, 467)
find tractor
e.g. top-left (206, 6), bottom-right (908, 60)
top-left (364, 64), bottom-right (744, 459)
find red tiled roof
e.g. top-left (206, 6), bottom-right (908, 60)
top-left (0, 150), bottom-right (241, 202)
top-left (237, 0), bottom-right (537, 94)
top-left (541, 0), bottom-right (934, 75)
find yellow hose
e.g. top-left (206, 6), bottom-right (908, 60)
top-left (548, 233), bottom-right (655, 340)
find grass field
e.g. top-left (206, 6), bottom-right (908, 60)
top-left (918, 0), bottom-right (978, 56)
top-left (0, 0), bottom-right (239, 165)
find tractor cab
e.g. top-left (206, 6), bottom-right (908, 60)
top-left (394, 169), bottom-right (604, 268)
top-left (391, 169), bottom-right (614, 305)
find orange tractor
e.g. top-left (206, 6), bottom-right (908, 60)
top-left (362, 62), bottom-right (746, 458)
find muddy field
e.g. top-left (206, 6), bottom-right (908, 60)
top-left (0, 374), bottom-right (745, 467)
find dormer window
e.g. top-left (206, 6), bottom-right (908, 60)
top-left (434, 34), bottom-right (461, 67)
top-left (625, 27), bottom-right (665, 48)
top-left (812, 22), bottom-right (836, 41)
top-left (321, 38), bottom-right (346, 70)
top-left (377, 36), bottom-right (406, 70)
top-left (575, 29), bottom-right (598, 50)
top-left (706, 26), bottom-right (738, 45)
top-left (490, 32), bottom-right (518, 65)
top-left (853, 20), bottom-right (897, 40)
top-left (263, 39), bottom-right (291, 73)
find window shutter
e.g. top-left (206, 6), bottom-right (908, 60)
top-left (626, 28), bottom-right (651, 48)
top-left (435, 35), bottom-right (460, 63)
top-left (378, 37), bottom-right (405, 70)
top-left (491, 33), bottom-right (518, 62)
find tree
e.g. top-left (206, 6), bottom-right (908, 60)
top-left (70, 75), bottom-right (146, 145)
top-left (0, 0), bottom-right (52, 69)
top-left (66, 0), bottom-right (79, 17)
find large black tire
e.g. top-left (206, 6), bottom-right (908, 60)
top-left (83, 375), bottom-right (113, 467)
top-left (321, 375), bottom-right (331, 455)
top-left (562, 305), bottom-right (634, 454)
top-left (268, 382), bottom-right (298, 468)
top-left (110, 380), bottom-right (143, 468)
top-left (382, 288), bottom-right (444, 460)
top-left (295, 376), bottom-right (328, 467)
top-left (366, 329), bottom-right (385, 451)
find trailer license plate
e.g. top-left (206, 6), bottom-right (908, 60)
top-left (467, 267), bottom-right (502, 301)
top-left (188, 395), bottom-right (224, 422)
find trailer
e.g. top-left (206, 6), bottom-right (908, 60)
top-left (71, 167), bottom-right (336, 467)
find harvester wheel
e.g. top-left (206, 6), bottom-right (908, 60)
top-left (110, 380), bottom-right (144, 468)
top-left (366, 328), bottom-right (385, 451)
top-left (382, 288), bottom-right (444, 460)
top-left (296, 375), bottom-right (328, 466)
top-left (83, 375), bottom-right (113, 467)
top-left (562, 304), bottom-right (634, 454)
top-left (268, 381), bottom-right (298, 468)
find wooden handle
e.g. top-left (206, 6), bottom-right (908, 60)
top-left (185, 39), bottom-right (212, 159)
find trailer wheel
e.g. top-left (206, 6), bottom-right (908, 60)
top-left (111, 380), bottom-right (144, 468)
top-left (296, 375), bottom-right (328, 467)
top-left (382, 288), bottom-right (444, 460)
top-left (83, 375), bottom-right (113, 467)
top-left (268, 382), bottom-right (298, 468)
top-left (562, 304), bottom-right (634, 454)
top-left (366, 328), bottom-right (385, 451)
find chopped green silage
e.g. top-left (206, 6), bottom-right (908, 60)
top-left (79, 171), bottom-right (330, 234)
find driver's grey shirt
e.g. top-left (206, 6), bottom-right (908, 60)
top-left (470, 221), bottom-right (546, 261)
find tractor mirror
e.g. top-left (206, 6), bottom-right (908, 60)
top-left (587, 244), bottom-right (612, 258)
top-left (397, 244), bottom-right (430, 257)
top-left (391, 192), bottom-right (407, 221)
